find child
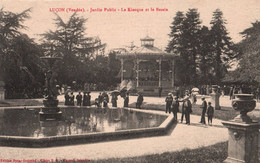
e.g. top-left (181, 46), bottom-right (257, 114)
top-left (207, 102), bottom-right (214, 126)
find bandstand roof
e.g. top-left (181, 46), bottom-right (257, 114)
top-left (116, 36), bottom-right (178, 59)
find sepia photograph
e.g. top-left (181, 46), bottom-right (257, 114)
top-left (0, 0), bottom-right (260, 162)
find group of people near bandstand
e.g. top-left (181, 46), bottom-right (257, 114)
top-left (94, 91), bottom-right (144, 109)
top-left (64, 92), bottom-right (91, 106)
top-left (165, 91), bottom-right (214, 125)
top-left (94, 91), bottom-right (129, 108)
top-left (94, 92), bottom-right (110, 107)
top-left (64, 90), bottom-right (144, 109)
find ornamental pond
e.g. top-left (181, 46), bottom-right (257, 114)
top-left (0, 107), bottom-right (174, 147)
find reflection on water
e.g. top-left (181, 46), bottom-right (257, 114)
top-left (0, 108), bottom-right (167, 137)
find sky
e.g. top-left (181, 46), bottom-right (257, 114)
top-left (1, 0), bottom-right (260, 52)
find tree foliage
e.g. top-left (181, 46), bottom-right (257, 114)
top-left (40, 13), bottom-right (106, 86)
top-left (167, 9), bottom-right (202, 85)
top-left (210, 9), bottom-right (234, 83)
top-left (197, 26), bottom-right (214, 84)
top-left (167, 8), bottom-right (234, 86)
top-left (228, 21), bottom-right (260, 83)
top-left (0, 8), bottom-right (44, 98)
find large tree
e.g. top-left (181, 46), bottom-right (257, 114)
top-left (167, 9), bottom-right (202, 85)
top-left (229, 21), bottom-right (260, 83)
top-left (181, 8), bottom-right (202, 85)
top-left (166, 11), bottom-right (186, 85)
top-left (210, 9), bottom-right (234, 83)
top-left (0, 8), bottom-right (44, 98)
top-left (166, 11), bottom-right (185, 53)
top-left (197, 26), bottom-right (215, 84)
top-left (40, 13), bottom-right (106, 85)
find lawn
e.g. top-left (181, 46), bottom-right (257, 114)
top-left (53, 142), bottom-right (227, 163)
top-left (90, 142), bottom-right (228, 163)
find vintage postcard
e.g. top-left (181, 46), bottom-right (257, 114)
top-left (0, 0), bottom-right (260, 162)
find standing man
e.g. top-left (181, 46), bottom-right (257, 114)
top-left (103, 92), bottom-right (109, 107)
top-left (136, 93), bottom-right (144, 109)
top-left (98, 92), bottom-right (103, 107)
top-left (111, 94), bottom-right (118, 107)
top-left (207, 102), bottom-right (214, 126)
top-left (200, 97), bottom-right (207, 124)
top-left (86, 92), bottom-right (91, 106)
top-left (64, 93), bottom-right (69, 106)
top-left (181, 92), bottom-right (192, 125)
top-left (76, 92), bottom-right (82, 106)
top-left (172, 96), bottom-right (179, 120)
top-left (82, 92), bottom-right (87, 106)
top-left (165, 93), bottom-right (173, 113)
top-left (69, 92), bottom-right (75, 106)
top-left (124, 92), bottom-right (129, 107)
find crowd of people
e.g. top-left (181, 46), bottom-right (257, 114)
top-left (64, 91), bottom-right (144, 109)
top-left (64, 92), bottom-right (91, 106)
top-left (64, 89), bottom-right (216, 126)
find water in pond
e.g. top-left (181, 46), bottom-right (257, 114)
top-left (0, 108), bottom-right (167, 137)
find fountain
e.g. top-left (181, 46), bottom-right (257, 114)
top-left (222, 94), bottom-right (260, 163)
top-left (39, 56), bottom-right (62, 121)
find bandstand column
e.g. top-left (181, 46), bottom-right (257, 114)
top-left (136, 58), bottom-right (139, 88)
top-left (120, 59), bottom-right (124, 82)
top-left (158, 57), bottom-right (162, 87)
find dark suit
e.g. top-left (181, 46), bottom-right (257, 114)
top-left (83, 94), bottom-right (87, 106)
top-left (200, 100), bottom-right (207, 124)
top-left (172, 99), bottom-right (179, 120)
top-left (136, 95), bottom-right (143, 109)
top-left (76, 94), bottom-right (82, 106)
top-left (124, 96), bottom-right (129, 107)
top-left (86, 94), bottom-right (91, 106)
top-left (165, 96), bottom-right (173, 113)
top-left (181, 99), bottom-right (192, 124)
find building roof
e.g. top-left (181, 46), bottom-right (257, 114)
top-left (117, 44), bottom-right (178, 59)
top-left (140, 36), bottom-right (155, 41)
top-left (116, 36), bottom-right (178, 59)
top-left (127, 45), bottom-right (165, 54)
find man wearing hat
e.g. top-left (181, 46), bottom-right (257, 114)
top-left (172, 96), bottom-right (179, 120)
top-left (86, 92), bottom-right (91, 106)
top-left (181, 92), bottom-right (192, 124)
top-left (82, 92), bottom-right (87, 106)
top-left (136, 92), bottom-right (144, 109)
top-left (200, 97), bottom-right (207, 124)
top-left (165, 93), bottom-right (173, 113)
